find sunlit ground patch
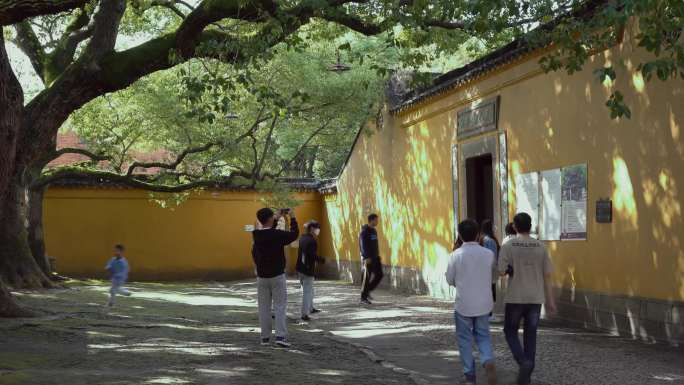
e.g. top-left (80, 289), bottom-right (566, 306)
top-left (145, 377), bottom-right (191, 384)
top-left (330, 321), bottom-right (452, 338)
top-left (312, 293), bottom-right (359, 305)
top-left (348, 309), bottom-right (415, 320)
top-left (401, 306), bottom-right (452, 314)
top-left (86, 331), bottom-right (124, 338)
top-left (310, 369), bottom-right (354, 376)
top-left (431, 350), bottom-right (460, 358)
top-left (652, 373), bottom-right (684, 381)
top-left (124, 291), bottom-right (257, 307)
top-left (195, 367), bottom-right (254, 378)
top-left (88, 339), bottom-right (245, 356)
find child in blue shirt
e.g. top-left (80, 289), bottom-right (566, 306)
top-left (105, 244), bottom-right (131, 306)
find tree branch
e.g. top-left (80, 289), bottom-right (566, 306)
top-left (248, 133), bottom-right (258, 184)
top-left (315, 9), bottom-right (385, 35)
top-left (49, 147), bottom-right (109, 162)
top-left (126, 140), bottom-right (222, 176)
top-left (12, 21), bottom-right (46, 81)
top-left (271, 119), bottom-right (332, 178)
top-left (0, 0), bottom-right (89, 26)
top-left (18, 0), bottom-right (363, 168)
top-left (83, 0), bottom-right (126, 60)
top-left (43, 7), bottom-right (95, 83)
top-left (32, 168), bottom-right (254, 192)
top-left (135, 0), bottom-right (186, 19)
top-left (424, 20), bottom-right (467, 29)
top-left (174, 0), bottom-right (277, 59)
top-left (253, 113), bottom-right (278, 179)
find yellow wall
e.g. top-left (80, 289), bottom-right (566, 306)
top-left (324, 23), bottom-right (684, 302)
top-left (44, 188), bottom-right (322, 280)
top-left (42, 24), bottom-right (683, 302)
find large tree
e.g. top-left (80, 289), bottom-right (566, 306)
top-left (0, 0), bottom-right (681, 316)
top-left (27, 46), bottom-right (385, 276)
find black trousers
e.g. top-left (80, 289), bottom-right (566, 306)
top-left (361, 258), bottom-right (384, 299)
top-left (504, 303), bottom-right (542, 370)
top-left (490, 283), bottom-right (497, 316)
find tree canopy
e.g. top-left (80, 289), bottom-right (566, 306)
top-left (47, 40), bottom-right (390, 190)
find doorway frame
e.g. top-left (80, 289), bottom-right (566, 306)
top-left (451, 98), bottom-right (508, 240)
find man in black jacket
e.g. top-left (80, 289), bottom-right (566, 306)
top-left (296, 220), bottom-right (325, 321)
top-left (360, 213), bottom-right (383, 304)
top-left (252, 207), bottom-right (299, 348)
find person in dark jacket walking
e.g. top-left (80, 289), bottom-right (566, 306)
top-left (296, 220), bottom-right (325, 321)
top-left (252, 207), bottom-right (299, 348)
top-left (360, 213), bottom-right (383, 304)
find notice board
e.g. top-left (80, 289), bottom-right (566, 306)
top-left (515, 172), bottom-right (540, 235)
top-left (540, 169), bottom-right (562, 240)
top-left (561, 164), bottom-right (588, 240)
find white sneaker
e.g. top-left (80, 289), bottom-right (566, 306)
top-left (274, 337), bottom-right (291, 348)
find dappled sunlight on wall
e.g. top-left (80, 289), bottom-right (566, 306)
top-left (324, 110), bottom-right (456, 299)
top-left (500, 24), bottom-right (684, 301)
top-left (323, 19), bottom-right (683, 302)
top-left (670, 107), bottom-right (683, 157)
top-left (611, 154), bottom-right (638, 229)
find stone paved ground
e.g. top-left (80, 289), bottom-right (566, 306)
top-left (309, 282), bottom-right (684, 385)
top-left (1, 279), bottom-right (683, 385)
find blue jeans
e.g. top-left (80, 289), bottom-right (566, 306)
top-left (504, 303), bottom-right (542, 370)
top-left (454, 311), bottom-right (494, 376)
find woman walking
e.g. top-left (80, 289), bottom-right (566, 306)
top-left (481, 219), bottom-right (501, 321)
top-left (296, 221), bottom-right (325, 321)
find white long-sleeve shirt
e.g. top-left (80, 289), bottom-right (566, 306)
top-left (445, 242), bottom-right (495, 317)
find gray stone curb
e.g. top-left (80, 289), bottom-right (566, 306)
top-left (324, 332), bottom-right (430, 385)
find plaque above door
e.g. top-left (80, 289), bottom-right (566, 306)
top-left (456, 96), bottom-right (500, 140)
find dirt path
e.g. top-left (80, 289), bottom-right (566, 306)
top-left (0, 280), bottom-right (413, 385)
top-left (2, 280), bottom-right (684, 385)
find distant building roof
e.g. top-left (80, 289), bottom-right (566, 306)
top-left (390, 38), bottom-right (536, 113)
top-left (48, 133), bottom-right (339, 193)
top-left (48, 131), bottom-right (92, 168)
top-left (49, 131), bottom-right (171, 175)
top-left (390, 0), bottom-right (606, 113)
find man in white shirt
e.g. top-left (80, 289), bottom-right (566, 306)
top-left (445, 219), bottom-right (498, 385)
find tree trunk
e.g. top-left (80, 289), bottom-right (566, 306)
top-left (28, 187), bottom-right (51, 277)
top-left (0, 177), bottom-right (52, 289)
top-left (0, 32), bottom-right (22, 203)
top-left (0, 30), bottom-right (35, 318)
top-left (0, 278), bottom-right (32, 317)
